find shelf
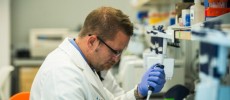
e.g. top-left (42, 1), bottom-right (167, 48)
top-left (13, 58), bottom-right (44, 67)
top-left (167, 25), bottom-right (192, 40)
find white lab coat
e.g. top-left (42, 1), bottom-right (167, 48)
top-left (30, 38), bottom-right (136, 100)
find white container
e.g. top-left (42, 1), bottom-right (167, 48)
top-left (190, 0), bottom-right (205, 25)
top-left (182, 9), bottom-right (190, 26)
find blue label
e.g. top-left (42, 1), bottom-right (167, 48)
top-left (170, 17), bottom-right (176, 25)
top-left (185, 14), bottom-right (190, 26)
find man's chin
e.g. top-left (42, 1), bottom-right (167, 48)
top-left (104, 64), bottom-right (114, 70)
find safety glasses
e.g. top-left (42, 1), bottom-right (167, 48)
top-left (96, 36), bottom-right (122, 57)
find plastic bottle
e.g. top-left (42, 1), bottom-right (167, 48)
top-left (169, 4), bottom-right (176, 26)
top-left (190, 0), bottom-right (205, 25)
top-left (169, 11), bottom-right (176, 26)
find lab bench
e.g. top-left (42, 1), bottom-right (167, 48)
top-left (11, 58), bottom-right (44, 95)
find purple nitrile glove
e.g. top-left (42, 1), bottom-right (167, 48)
top-left (138, 63), bottom-right (166, 97)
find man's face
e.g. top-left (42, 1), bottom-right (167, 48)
top-left (92, 31), bottom-right (130, 71)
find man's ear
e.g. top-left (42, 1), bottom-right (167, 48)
top-left (87, 35), bottom-right (98, 50)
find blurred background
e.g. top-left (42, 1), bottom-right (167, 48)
top-left (1, 0), bottom-right (230, 100)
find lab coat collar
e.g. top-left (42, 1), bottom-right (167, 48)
top-left (58, 38), bottom-right (109, 99)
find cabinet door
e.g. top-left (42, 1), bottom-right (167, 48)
top-left (19, 67), bottom-right (39, 92)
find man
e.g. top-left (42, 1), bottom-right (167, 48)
top-left (30, 6), bottom-right (165, 100)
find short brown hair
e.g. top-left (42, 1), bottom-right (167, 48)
top-left (79, 6), bottom-right (133, 40)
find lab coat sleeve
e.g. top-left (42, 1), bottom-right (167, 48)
top-left (102, 71), bottom-right (136, 100)
top-left (103, 87), bottom-right (136, 100)
top-left (114, 88), bottom-right (136, 100)
top-left (102, 70), bottom-right (125, 96)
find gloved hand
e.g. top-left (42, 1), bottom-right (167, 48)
top-left (138, 63), bottom-right (166, 97)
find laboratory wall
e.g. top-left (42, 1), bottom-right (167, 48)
top-left (11, 0), bottom-right (136, 51)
